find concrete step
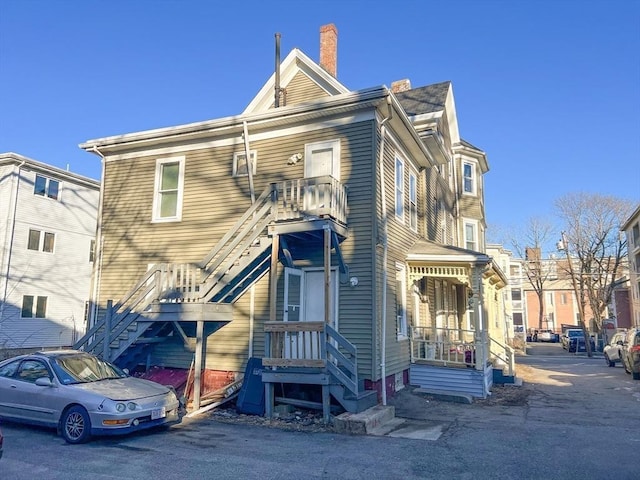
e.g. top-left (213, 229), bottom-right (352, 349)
top-left (333, 405), bottom-right (395, 435)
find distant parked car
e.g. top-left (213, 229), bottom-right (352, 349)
top-left (562, 329), bottom-right (583, 350)
top-left (533, 330), bottom-right (558, 342)
top-left (604, 331), bottom-right (627, 367)
top-left (621, 327), bottom-right (640, 380)
top-left (562, 329), bottom-right (595, 353)
top-left (0, 350), bottom-right (181, 444)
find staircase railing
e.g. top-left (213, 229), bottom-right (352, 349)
top-left (77, 176), bottom-right (348, 361)
top-left (489, 336), bottom-right (515, 377)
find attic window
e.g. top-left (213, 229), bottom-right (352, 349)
top-left (233, 150), bottom-right (257, 177)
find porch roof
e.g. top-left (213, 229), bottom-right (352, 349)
top-left (406, 239), bottom-right (507, 288)
top-left (407, 239), bottom-right (492, 264)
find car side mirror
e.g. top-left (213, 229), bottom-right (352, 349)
top-left (35, 377), bottom-right (54, 387)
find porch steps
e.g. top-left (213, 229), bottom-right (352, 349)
top-left (333, 405), bottom-right (396, 435)
top-left (492, 367), bottom-right (516, 385)
top-left (329, 384), bottom-right (378, 413)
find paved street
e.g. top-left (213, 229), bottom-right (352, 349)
top-left (1, 343), bottom-right (639, 480)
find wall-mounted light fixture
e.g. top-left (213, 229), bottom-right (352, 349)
top-left (349, 276), bottom-right (359, 287)
top-left (288, 153), bottom-right (302, 165)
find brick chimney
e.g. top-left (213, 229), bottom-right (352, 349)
top-left (391, 79), bottom-right (412, 93)
top-left (319, 24), bottom-right (337, 77)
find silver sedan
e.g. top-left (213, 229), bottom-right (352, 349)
top-left (0, 350), bottom-right (181, 443)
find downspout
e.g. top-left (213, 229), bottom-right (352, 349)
top-left (89, 146), bottom-right (107, 330)
top-left (242, 121), bottom-right (256, 205)
top-left (0, 160), bottom-right (25, 327)
top-left (378, 93), bottom-right (392, 405)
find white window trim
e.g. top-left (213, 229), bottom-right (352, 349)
top-left (34, 174), bottom-right (61, 201)
top-left (462, 160), bottom-right (477, 196)
top-left (304, 139), bottom-right (340, 181)
top-left (152, 156), bottom-right (185, 223)
top-left (27, 228), bottom-right (55, 253)
top-left (463, 219), bottom-right (478, 251)
top-left (396, 262), bottom-right (408, 340)
top-left (409, 169), bottom-right (417, 232)
top-left (395, 155), bottom-right (405, 223)
top-left (233, 150), bottom-right (257, 177)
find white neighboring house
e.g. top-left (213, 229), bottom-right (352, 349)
top-left (0, 152), bottom-right (100, 353)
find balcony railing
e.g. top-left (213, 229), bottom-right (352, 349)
top-left (273, 176), bottom-right (347, 225)
top-left (410, 326), bottom-right (477, 367)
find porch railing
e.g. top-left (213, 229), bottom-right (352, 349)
top-left (410, 326), bottom-right (477, 367)
top-left (263, 321), bottom-right (359, 395)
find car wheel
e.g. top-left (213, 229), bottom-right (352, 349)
top-left (605, 354), bottom-right (615, 367)
top-left (61, 406), bottom-right (92, 444)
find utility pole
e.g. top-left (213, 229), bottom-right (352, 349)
top-left (557, 232), bottom-right (592, 357)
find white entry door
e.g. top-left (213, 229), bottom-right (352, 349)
top-left (283, 268), bottom-right (338, 360)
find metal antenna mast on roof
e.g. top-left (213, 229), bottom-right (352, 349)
top-left (274, 33), bottom-right (285, 108)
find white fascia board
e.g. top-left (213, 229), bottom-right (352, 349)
top-left (406, 253), bottom-right (492, 264)
top-left (386, 94), bottom-right (437, 169)
top-left (103, 110), bottom-right (376, 162)
top-left (409, 111), bottom-right (443, 124)
top-left (80, 87), bottom-right (388, 155)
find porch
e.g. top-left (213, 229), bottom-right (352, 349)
top-left (261, 321), bottom-right (377, 423)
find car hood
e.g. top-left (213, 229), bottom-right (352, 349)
top-left (71, 377), bottom-right (171, 401)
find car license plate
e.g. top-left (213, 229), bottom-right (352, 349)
top-left (151, 407), bottom-right (166, 420)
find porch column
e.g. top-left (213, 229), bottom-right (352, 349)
top-left (471, 264), bottom-right (487, 371)
top-left (193, 320), bottom-right (204, 410)
top-left (269, 233), bottom-right (279, 322)
top-left (324, 225), bottom-right (331, 324)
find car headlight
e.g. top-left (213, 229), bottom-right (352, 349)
top-left (116, 403), bottom-right (126, 412)
top-left (127, 402), bottom-right (138, 411)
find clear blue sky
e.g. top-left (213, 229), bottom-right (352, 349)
top-left (1, 0), bottom-right (639, 238)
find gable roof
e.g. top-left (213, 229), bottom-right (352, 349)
top-left (243, 48), bottom-right (350, 115)
top-left (394, 81), bottom-right (451, 117)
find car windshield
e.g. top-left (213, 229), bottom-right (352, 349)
top-left (568, 330), bottom-right (582, 337)
top-left (51, 353), bottom-right (127, 385)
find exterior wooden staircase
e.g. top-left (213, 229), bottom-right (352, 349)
top-left (75, 176), bottom-right (374, 414)
top-left (74, 184), bottom-right (278, 369)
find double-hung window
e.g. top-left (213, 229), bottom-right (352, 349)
top-left (463, 161), bottom-right (476, 195)
top-left (27, 229), bottom-right (55, 253)
top-left (395, 156), bottom-right (404, 222)
top-left (22, 295), bottom-right (48, 318)
top-left (464, 220), bottom-right (478, 251)
top-left (152, 156), bottom-right (185, 222)
top-left (409, 170), bottom-right (417, 231)
top-left (34, 175), bottom-right (60, 200)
